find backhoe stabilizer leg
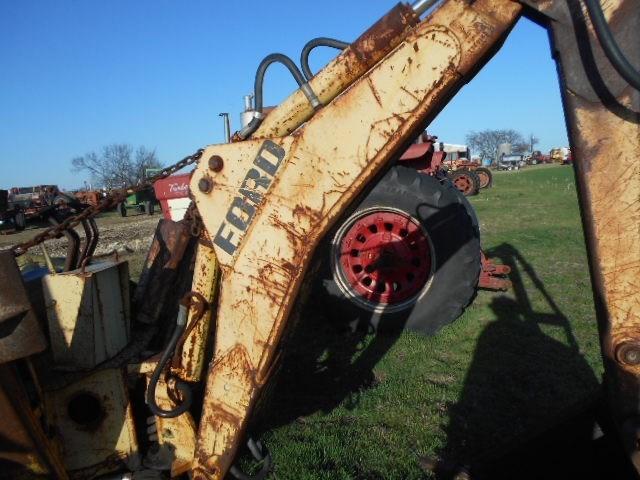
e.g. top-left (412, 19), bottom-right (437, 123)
top-left (523, 0), bottom-right (640, 470)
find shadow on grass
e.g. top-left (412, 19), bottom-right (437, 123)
top-left (434, 243), bottom-right (633, 480)
top-left (252, 199), bottom-right (476, 434)
top-left (252, 269), bottom-right (407, 432)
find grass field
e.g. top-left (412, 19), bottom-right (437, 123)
top-left (243, 165), bottom-right (603, 479)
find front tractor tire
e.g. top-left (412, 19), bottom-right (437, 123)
top-left (319, 166), bottom-right (481, 336)
top-left (449, 169), bottom-right (480, 196)
top-left (475, 167), bottom-right (493, 189)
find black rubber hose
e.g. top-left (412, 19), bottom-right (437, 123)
top-left (583, 0), bottom-right (640, 91)
top-left (300, 37), bottom-right (350, 81)
top-left (254, 53), bottom-right (306, 112)
top-left (146, 305), bottom-right (192, 418)
top-left (238, 53), bottom-right (308, 139)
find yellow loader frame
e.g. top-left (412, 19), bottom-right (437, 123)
top-left (162, 0), bottom-right (640, 477)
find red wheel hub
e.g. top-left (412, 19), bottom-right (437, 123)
top-left (337, 210), bottom-right (432, 305)
top-left (453, 173), bottom-right (474, 195)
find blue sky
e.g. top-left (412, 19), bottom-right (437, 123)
top-left (0, 1), bottom-right (568, 190)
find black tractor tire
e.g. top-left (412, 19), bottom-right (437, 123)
top-left (118, 202), bottom-right (127, 217)
top-left (449, 169), bottom-right (480, 196)
top-left (13, 212), bottom-right (26, 231)
top-left (467, 169), bottom-right (481, 193)
top-left (475, 167), bottom-right (493, 189)
top-left (145, 201), bottom-right (154, 215)
top-left (316, 166), bottom-right (481, 336)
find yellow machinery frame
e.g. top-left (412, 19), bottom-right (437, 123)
top-left (173, 0), bottom-right (639, 477)
top-left (2, 0), bottom-right (637, 478)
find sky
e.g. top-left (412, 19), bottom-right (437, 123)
top-left (0, 1), bottom-right (569, 190)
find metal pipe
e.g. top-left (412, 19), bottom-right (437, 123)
top-left (240, 95), bottom-right (256, 130)
top-left (243, 94), bottom-right (253, 112)
top-left (411, 0), bottom-right (439, 16)
top-left (219, 113), bottom-right (231, 143)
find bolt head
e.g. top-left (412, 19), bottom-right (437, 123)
top-left (208, 155), bottom-right (224, 172)
top-left (198, 177), bottom-right (213, 193)
top-left (624, 349), bottom-right (640, 365)
top-left (616, 341), bottom-right (640, 366)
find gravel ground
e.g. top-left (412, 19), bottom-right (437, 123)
top-left (0, 213), bottom-right (159, 259)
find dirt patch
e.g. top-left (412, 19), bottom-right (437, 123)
top-left (0, 213), bottom-right (159, 258)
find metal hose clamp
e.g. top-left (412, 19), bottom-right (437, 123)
top-left (300, 82), bottom-right (322, 110)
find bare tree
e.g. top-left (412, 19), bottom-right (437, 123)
top-left (72, 144), bottom-right (161, 189)
top-left (466, 129), bottom-right (527, 160)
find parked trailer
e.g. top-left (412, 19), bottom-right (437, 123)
top-left (0, 189), bottom-right (26, 231)
top-left (8, 185), bottom-right (59, 221)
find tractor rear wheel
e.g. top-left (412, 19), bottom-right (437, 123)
top-left (449, 170), bottom-right (479, 196)
top-left (317, 166), bottom-right (481, 336)
top-left (118, 202), bottom-right (127, 217)
top-left (13, 212), bottom-right (26, 231)
top-left (475, 167), bottom-right (493, 189)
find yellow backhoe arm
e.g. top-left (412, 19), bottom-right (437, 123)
top-left (188, 1), bottom-right (523, 477)
top-left (183, 0), bottom-right (640, 476)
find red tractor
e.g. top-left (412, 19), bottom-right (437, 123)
top-left (438, 142), bottom-right (493, 195)
top-left (529, 150), bottom-right (552, 164)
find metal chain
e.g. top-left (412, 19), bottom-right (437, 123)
top-left (10, 148), bottom-right (205, 257)
top-left (182, 202), bottom-right (204, 238)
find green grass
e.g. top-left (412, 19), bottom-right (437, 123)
top-left (245, 165), bottom-right (602, 479)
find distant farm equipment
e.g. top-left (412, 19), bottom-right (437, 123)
top-left (437, 142), bottom-right (493, 194)
top-left (498, 154), bottom-right (526, 171)
top-left (529, 150), bottom-right (551, 164)
top-left (73, 190), bottom-right (104, 207)
top-left (116, 169), bottom-right (162, 217)
top-left (0, 189), bottom-right (26, 231)
top-left (9, 184), bottom-right (60, 220)
top-left (2, 185), bottom-right (85, 231)
top-left (550, 147), bottom-right (571, 164)
top-left (116, 188), bottom-right (158, 217)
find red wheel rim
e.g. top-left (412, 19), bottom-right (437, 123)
top-left (337, 210), bottom-right (432, 306)
top-left (453, 173), bottom-right (474, 195)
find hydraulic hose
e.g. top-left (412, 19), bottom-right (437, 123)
top-left (583, 0), bottom-right (640, 91)
top-left (300, 37), bottom-right (350, 81)
top-left (146, 304), bottom-right (193, 418)
top-left (238, 53), bottom-right (316, 139)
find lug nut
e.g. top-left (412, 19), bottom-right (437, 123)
top-left (615, 341), bottom-right (640, 366)
top-left (208, 155), bottom-right (224, 172)
top-left (198, 177), bottom-right (213, 193)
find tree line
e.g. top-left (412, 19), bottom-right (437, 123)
top-left (71, 144), bottom-right (162, 189)
top-left (465, 129), bottom-right (539, 161)
top-left (71, 131), bottom-right (539, 189)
